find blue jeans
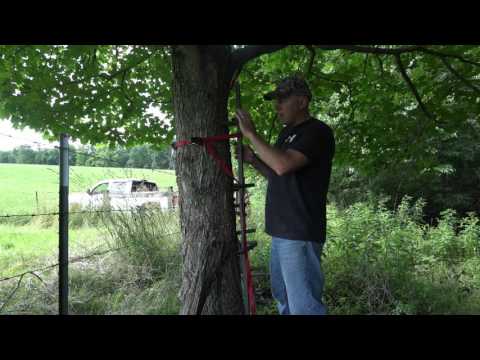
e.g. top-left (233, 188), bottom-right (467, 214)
top-left (270, 237), bottom-right (327, 315)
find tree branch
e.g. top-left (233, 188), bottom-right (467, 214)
top-left (305, 45), bottom-right (316, 77)
top-left (228, 45), bottom-right (287, 83)
top-left (315, 45), bottom-right (480, 68)
top-left (309, 70), bottom-right (356, 122)
top-left (310, 70), bottom-right (353, 93)
top-left (362, 54), bottom-right (369, 78)
top-left (98, 53), bottom-right (155, 82)
top-left (315, 45), bottom-right (422, 55)
top-left (417, 47), bottom-right (480, 68)
top-left (0, 274), bottom-right (25, 313)
top-left (440, 57), bottom-right (480, 95)
top-left (29, 271), bottom-right (49, 289)
top-left (394, 54), bottom-right (434, 121)
top-left (120, 68), bottom-right (135, 105)
top-left (63, 50), bottom-right (155, 87)
top-left (375, 54), bottom-right (385, 77)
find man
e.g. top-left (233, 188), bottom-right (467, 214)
top-left (235, 76), bottom-right (335, 315)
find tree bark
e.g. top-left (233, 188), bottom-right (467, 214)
top-left (171, 45), bottom-right (244, 315)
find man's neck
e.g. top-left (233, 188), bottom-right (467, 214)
top-left (289, 112), bottom-right (311, 128)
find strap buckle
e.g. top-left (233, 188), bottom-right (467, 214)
top-left (190, 137), bottom-right (204, 146)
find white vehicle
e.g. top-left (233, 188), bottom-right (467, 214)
top-left (69, 179), bottom-right (177, 211)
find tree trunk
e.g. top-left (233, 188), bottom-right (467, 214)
top-left (171, 45), bottom-right (244, 315)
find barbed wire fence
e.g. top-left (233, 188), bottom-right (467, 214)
top-left (0, 133), bottom-right (181, 315)
top-left (0, 229), bottom-right (181, 314)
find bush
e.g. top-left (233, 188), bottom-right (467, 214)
top-left (323, 195), bottom-right (480, 314)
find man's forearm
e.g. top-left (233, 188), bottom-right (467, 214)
top-left (248, 132), bottom-right (289, 176)
top-left (250, 155), bottom-right (275, 179)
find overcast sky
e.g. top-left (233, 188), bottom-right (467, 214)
top-left (0, 118), bottom-right (59, 151)
top-left (0, 106), bottom-right (167, 151)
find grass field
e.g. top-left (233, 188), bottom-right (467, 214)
top-left (0, 224), bottom-right (107, 278)
top-left (0, 163), bottom-right (176, 215)
top-left (0, 163), bottom-right (177, 279)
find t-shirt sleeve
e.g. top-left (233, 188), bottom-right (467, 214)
top-left (287, 124), bottom-right (334, 163)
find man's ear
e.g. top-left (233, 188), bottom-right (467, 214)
top-left (299, 96), bottom-right (309, 110)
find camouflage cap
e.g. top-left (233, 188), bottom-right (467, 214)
top-left (263, 76), bottom-right (312, 101)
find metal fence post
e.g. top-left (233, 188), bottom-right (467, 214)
top-left (35, 191), bottom-right (39, 214)
top-left (59, 134), bottom-right (69, 315)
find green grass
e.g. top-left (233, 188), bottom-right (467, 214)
top-left (0, 209), bottom-right (182, 315)
top-left (0, 224), bottom-right (107, 278)
top-left (0, 163), bottom-right (176, 215)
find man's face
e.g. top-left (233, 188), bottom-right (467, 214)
top-left (274, 95), bottom-right (308, 125)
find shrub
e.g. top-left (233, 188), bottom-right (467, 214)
top-left (323, 195), bottom-right (480, 314)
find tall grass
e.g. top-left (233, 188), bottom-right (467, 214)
top-left (99, 206), bottom-right (181, 281)
top-left (0, 206), bottom-right (182, 315)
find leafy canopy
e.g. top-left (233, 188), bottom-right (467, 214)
top-left (1, 45), bottom-right (479, 174)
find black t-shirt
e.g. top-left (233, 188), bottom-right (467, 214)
top-left (265, 117), bottom-right (335, 243)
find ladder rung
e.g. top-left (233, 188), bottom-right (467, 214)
top-left (233, 183), bottom-right (255, 191)
top-left (234, 202), bottom-right (249, 208)
top-left (236, 229), bottom-right (256, 235)
top-left (238, 241), bottom-right (258, 255)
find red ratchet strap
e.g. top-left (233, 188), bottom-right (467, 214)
top-left (173, 133), bottom-right (241, 180)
